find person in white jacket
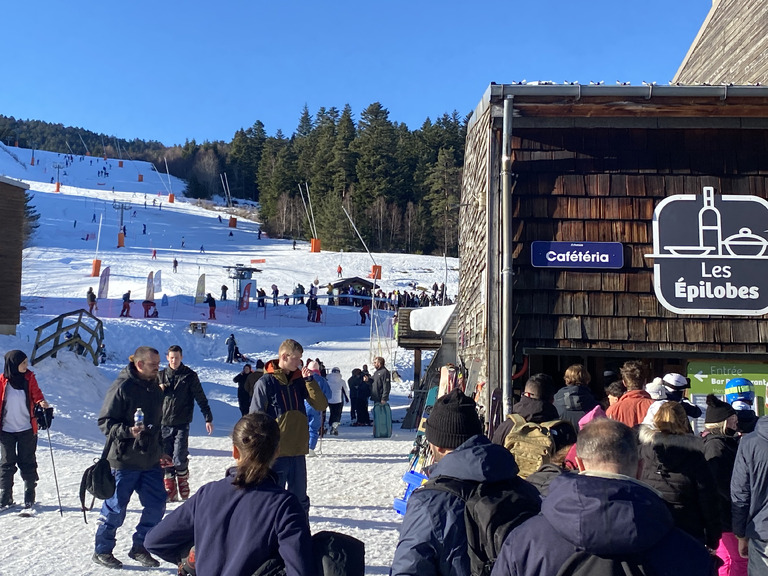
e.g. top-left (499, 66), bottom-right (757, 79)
top-left (325, 368), bottom-right (350, 436)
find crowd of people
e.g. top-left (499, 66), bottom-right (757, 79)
top-left (14, 334), bottom-right (768, 575)
top-left (390, 360), bottom-right (764, 576)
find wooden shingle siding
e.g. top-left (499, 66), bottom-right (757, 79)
top-left (0, 179), bottom-right (25, 331)
top-left (459, 86), bottom-right (768, 409)
top-left (675, 0), bottom-right (768, 85)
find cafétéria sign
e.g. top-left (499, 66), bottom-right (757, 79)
top-left (531, 241), bottom-right (624, 269)
top-left (646, 186), bottom-right (768, 316)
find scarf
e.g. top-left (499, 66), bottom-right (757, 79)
top-left (4, 349), bottom-right (28, 391)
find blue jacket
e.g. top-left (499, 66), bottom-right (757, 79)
top-left (144, 468), bottom-right (317, 576)
top-left (491, 472), bottom-right (714, 576)
top-left (390, 435), bottom-right (536, 576)
top-left (732, 416), bottom-right (768, 540)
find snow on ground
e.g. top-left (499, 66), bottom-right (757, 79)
top-left (0, 145), bottom-right (459, 575)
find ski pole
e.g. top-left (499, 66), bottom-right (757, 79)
top-left (43, 420), bottom-right (64, 516)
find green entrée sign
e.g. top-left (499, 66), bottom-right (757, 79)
top-left (687, 360), bottom-right (767, 418)
top-left (687, 361), bottom-right (768, 395)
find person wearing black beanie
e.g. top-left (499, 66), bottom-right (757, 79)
top-left (701, 394), bottom-right (745, 575)
top-left (0, 349), bottom-right (50, 509)
top-left (392, 388), bottom-right (541, 575)
top-left (425, 388), bottom-right (484, 453)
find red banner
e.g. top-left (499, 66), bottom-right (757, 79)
top-left (239, 282), bottom-right (252, 311)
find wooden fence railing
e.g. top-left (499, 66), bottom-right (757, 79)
top-left (31, 309), bottom-right (104, 367)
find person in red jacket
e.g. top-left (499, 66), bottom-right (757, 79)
top-left (0, 350), bottom-right (51, 509)
top-left (605, 360), bottom-right (654, 427)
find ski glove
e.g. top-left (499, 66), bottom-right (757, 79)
top-left (34, 405), bottom-right (54, 430)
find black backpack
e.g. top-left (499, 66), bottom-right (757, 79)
top-left (182, 530), bottom-right (365, 576)
top-left (555, 550), bottom-right (652, 576)
top-left (79, 435), bottom-right (115, 523)
top-left (423, 476), bottom-right (541, 576)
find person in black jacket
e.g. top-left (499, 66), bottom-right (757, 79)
top-left (93, 346), bottom-right (168, 570)
top-left (347, 368), bottom-right (362, 423)
top-left (204, 293), bottom-right (216, 320)
top-left (553, 364), bottom-right (597, 432)
top-left (233, 364), bottom-right (253, 417)
top-left (158, 345), bottom-right (213, 502)
top-left (119, 290), bottom-right (133, 317)
top-left (701, 394), bottom-right (745, 575)
top-left (732, 415), bottom-right (768, 572)
top-left (370, 357), bottom-right (390, 404)
top-left (638, 401), bottom-right (721, 550)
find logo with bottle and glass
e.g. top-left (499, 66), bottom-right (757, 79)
top-left (646, 187), bottom-right (768, 315)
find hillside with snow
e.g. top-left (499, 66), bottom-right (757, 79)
top-left (0, 144), bottom-right (459, 575)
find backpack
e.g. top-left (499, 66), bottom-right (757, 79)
top-left (183, 530), bottom-right (365, 576)
top-left (423, 476), bottom-right (541, 576)
top-left (502, 414), bottom-right (562, 478)
top-left (555, 550), bottom-right (652, 576)
top-left (79, 436), bottom-right (115, 523)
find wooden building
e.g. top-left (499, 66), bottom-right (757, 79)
top-left (0, 175), bottom-right (27, 334)
top-left (675, 0), bottom-right (768, 85)
top-left (458, 84), bottom-right (768, 417)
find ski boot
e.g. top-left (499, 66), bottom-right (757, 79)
top-left (164, 473), bottom-right (179, 502)
top-left (177, 470), bottom-right (191, 500)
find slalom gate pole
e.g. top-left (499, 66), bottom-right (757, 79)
top-left (44, 425), bottom-right (64, 516)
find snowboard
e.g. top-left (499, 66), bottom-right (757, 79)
top-left (373, 402), bottom-right (392, 438)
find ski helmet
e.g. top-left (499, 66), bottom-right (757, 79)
top-left (725, 377), bottom-right (755, 405)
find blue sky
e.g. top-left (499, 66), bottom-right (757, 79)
top-left (2, 0), bottom-right (711, 146)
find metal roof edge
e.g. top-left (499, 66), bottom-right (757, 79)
top-left (0, 175), bottom-right (30, 190)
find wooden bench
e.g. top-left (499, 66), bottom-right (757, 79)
top-left (189, 322), bottom-right (208, 337)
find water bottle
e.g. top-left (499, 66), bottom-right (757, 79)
top-left (134, 408), bottom-right (145, 430)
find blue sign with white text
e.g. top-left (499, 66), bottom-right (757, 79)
top-left (531, 241), bottom-right (624, 269)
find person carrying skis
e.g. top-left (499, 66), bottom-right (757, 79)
top-left (0, 350), bottom-right (51, 510)
top-left (158, 345), bottom-right (213, 502)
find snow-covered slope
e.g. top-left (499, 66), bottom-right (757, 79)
top-left (0, 145), bottom-right (459, 575)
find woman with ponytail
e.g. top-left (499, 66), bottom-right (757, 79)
top-left (145, 412), bottom-right (317, 576)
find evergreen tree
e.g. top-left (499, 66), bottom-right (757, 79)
top-left (228, 121), bottom-right (266, 200)
top-left (353, 103), bottom-right (399, 250)
top-left (424, 147), bottom-right (462, 257)
top-left (23, 190), bottom-right (40, 245)
top-left (332, 104), bottom-right (357, 199)
top-left (257, 132), bottom-right (299, 236)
